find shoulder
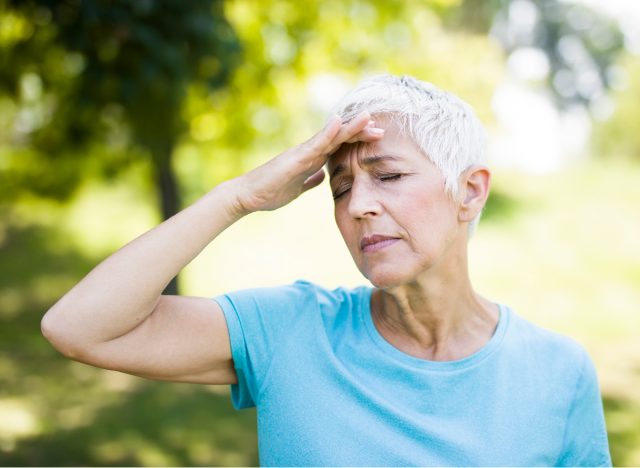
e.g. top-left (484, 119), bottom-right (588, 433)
top-left (503, 308), bottom-right (593, 377)
top-left (214, 279), bottom-right (369, 320)
top-left (507, 309), bottom-right (588, 356)
top-left (214, 280), bottom-right (317, 317)
top-left (500, 308), bottom-right (604, 422)
top-left (305, 281), bottom-right (371, 313)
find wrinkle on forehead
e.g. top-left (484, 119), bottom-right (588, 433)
top-left (327, 139), bottom-right (380, 179)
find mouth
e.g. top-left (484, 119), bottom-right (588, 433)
top-left (360, 235), bottom-right (401, 253)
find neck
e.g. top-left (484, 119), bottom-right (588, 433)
top-left (371, 239), bottom-right (499, 361)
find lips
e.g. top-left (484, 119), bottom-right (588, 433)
top-left (360, 234), bottom-right (401, 251)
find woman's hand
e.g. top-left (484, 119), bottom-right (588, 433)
top-left (232, 111), bottom-right (384, 214)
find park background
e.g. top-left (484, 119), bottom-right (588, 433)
top-left (1, 0), bottom-right (639, 465)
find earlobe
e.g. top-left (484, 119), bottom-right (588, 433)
top-left (459, 166), bottom-right (491, 222)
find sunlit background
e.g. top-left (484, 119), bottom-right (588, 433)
top-left (1, 0), bottom-right (639, 465)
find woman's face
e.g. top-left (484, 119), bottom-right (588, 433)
top-left (328, 121), bottom-right (462, 289)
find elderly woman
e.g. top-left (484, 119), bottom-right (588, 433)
top-left (42, 75), bottom-right (610, 466)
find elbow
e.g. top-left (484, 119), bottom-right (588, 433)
top-left (41, 309), bottom-right (83, 360)
top-left (40, 309), bottom-right (57, 346)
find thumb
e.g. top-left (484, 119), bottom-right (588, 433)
top-left (302, 169), bottom-right (326, 192)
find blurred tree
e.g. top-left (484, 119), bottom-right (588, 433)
top-left (486, 0), bottom-right (625, 111)
top-left (0, 0), bottom-right (625, 289)
top-left (592, 52), bottom-right (640, 161)
top-left (0, 0), bottom-right (240, 293)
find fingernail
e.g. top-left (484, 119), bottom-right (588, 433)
top-left (367, 120), bottom-right (375, 126)
top-left (368, 128), bottom-right (384, 135)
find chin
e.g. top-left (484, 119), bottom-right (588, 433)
top-left (362, 266), bottom-right (415, 290)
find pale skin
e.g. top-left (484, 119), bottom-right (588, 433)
top-left (41, 111), bottom-right (496, 386)
top-left (328, 119), bottom-right (498, 360)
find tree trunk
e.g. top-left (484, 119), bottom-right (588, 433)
top-left (152, 141), bottom-right (180, 295)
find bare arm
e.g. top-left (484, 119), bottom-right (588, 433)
top-left (41, 112), bottom-right (383, 385)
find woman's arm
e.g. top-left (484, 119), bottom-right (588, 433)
top-left (41, 112), bottom-right (382, 384)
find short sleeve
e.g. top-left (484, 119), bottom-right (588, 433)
top-left (212, 280), bottom-right (316, 410)
top-left (556, 351), bottom-right (612, 466)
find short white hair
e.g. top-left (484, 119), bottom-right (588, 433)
top-left (331, 74), bottom-right (487, 233)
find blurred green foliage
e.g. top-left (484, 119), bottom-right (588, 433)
top-left (1, 0), bottom-right (241, 293)
top-left (0, 0), bottom-right (638, 466)
top-left (1, 0), bottom-right (625, 210)
top-left (491, 0), bottom-right (625, 109)
top-left (0, 0), bottom-right (240, 207)
top-left (592, 52), bottom-right (640, 161)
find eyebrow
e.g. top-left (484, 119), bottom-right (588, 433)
top-left (329, 155), bottom-right (402, 180)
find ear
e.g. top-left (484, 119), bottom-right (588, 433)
top-left (458, 166), bottom-right (491, 223)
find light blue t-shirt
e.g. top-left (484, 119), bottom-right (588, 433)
top-left (214, 280), bottom-right (611, 467)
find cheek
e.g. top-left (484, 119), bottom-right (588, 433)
top-left (405, 192), bottom-right (457, 239)
top-left (334, 210), bottom-right (356, 247)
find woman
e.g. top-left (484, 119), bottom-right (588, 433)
top-left (41, 75), bottom-right (610, 466)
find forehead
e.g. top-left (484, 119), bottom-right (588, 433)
top-left (327, 123), bottom-right (423, 176)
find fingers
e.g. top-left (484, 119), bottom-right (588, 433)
top-left (305, 114), bottom-right (342, 155)
top-left (326, 112), bottom-right (385, 154)
top-left (332, 111), bottom-right (372, 145)
top-left (293, 111), bottom-right (385, 176)
top-left (344, 119), bottom-right (385, 144)
top-left (306, 112), bottom-right (384, 156)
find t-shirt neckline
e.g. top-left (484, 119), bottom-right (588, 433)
top-left (360, 287), bottom-right (510, 371)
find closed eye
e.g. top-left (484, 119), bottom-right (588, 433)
top-left (332, 186), bottom-right (350, 200)
top-left (333, 174), bottom-right (404, 200)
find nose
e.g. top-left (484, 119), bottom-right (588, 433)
top-left (347, 179), bottom-right (382, 219)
